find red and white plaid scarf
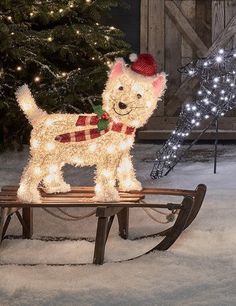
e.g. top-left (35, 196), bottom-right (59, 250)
top-left (55, 115), bottom-right (136, 143)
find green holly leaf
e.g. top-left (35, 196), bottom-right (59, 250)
top-left (97, 119), bottom-right (109, 131)
top-left (92, 104), bottom-right (104, 116)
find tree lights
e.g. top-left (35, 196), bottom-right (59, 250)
top-left (151, 48), bottom-right (236, 179)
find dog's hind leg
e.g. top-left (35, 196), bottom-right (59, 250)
top-left (17, 158), bottom-right (46, 203)
top-left (42, 165), bottom-right (71, 194)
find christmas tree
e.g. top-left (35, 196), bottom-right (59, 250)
top-left (0, 0), bottom-right (130, 149)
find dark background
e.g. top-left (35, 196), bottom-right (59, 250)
top-left (109, 0), bottom-right (140, 53)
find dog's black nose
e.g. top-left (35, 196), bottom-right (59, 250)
top-left (118, 102), bottom-right (127, 109)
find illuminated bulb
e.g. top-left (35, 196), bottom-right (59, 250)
top-left (95, 183), bottom-right (102, 193)
top-left (173, 146), bottom-right (177, 150)
top-left (7, 16), bottom-right (12, 21)
top-left (102, 169), bottom-right (112, 178)
top-left (220, 90), bottom-right (225, 94)
top-left (86, 0), bottom-right (91, 2)
top-left (191, 119), bottom-right (196, 124)
top-left (203, 62), bottom-right (208, 67)
top-left (70, 3), bottom-right (74, 7)
top-left (21, 103), bottom-right (32, 111)
top-left (211, 107), bottom-right (217, 112)
top-left (230, 83), bottom-right (234, 87)
top-left (198, 90), bottom-right (202, 95)
top-left (49, 164), bottom-right (58, 173)
top-left (213, 77), bottom-right (219, 83)
top-left (92, 57), bottom-right (95, 60)
top-left (205, 115), bottom-right (209, 119)
top-left (123, 179), bottom-right (132, 189)
top-left (94, 42), bottom-right (97, 45)
top-left (62, 72), bottom-right (67, 77)
top-left (110, 26), bottom-right (115, 30)
top-left (16, 66), bottom-right (22, 71)
top-left (45, 174), bottom-right (56, 183)
top-left (233, 53), bottom-right (236, 58)
top-left (30, 12), bottom-right (34, 17)
top-left (207, 90), bottom-right (211, 95)
top-left (59, 8), bottom-right (63, 13)
top-left (50, 11), bottom-right (54, 14)
top-left (213, 84), bottom-right (217, 88)
top-left (216, 56), bottom-right (223, 63)
top-left (89, 143), bottom-right (97, 152)
top-left (106, 145), bottom-right (115, 153)
top-left (146, 100), bottom-right (152, 108)
top-left (192, 106), bottom-right (197, 110)
top-left (96, 23), bottom-right (99, 26)
top-left (188, 70), bottom-right (194, 75)
top-left (45, 118), bottom-right (54, 126)
top-left (34, 167), bottom-right (41, 176)
top-left (11, 32), bottom-right (15, 35)
top-left (105, 36), bottom-right (110, 41)
top-left (221, 113), bottom-right (225, 116)
top-left (218, 49), bottom-right (224, 54)
top-left (47, 36), bottom-right (53, 42)
top-left (45, 142), bottom-right (55, 151)
top-left (77, 67), bottom-right (81, 71)
top-left (226, 78), bottom-right (230, 82)
top-left (196, 112), bottom-right (201, 117)
top-left (76, 30), bottom-right (80, 34)
top-left (34, 76), bottom-right (40, 82)
top-left (195, 122), bottom-right (200, 126)
top-left (106, 60), bottom-right (111, 66)
top-left (32, 139), bottom-right (39, 148)
top-left (119, 141), bottom-right (127, 150)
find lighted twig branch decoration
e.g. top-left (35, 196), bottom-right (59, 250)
top-left (151, 48), bottom-right (236, 179)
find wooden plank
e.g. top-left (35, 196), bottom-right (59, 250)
top-left (212, 0), bottom-right (225, 42)
top-left (165, 0), bottom-right (208, 56)
top-left (164, 0), bottom-right (182, 106)
top-left (225, 0), bottom-right (236, 48)
top-left (140, 0), bottom-right (149, 53)
top-left (180, 0), bottom-right (196, 69)
top-left (195, 0), bottom-right (212, 48)
top-left (166, 14), bottom-right (236, 116)
top-left (148, 0), bottom-right (165, 116)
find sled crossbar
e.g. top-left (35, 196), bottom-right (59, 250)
top-left (0, 184), bottom-right (206, 265)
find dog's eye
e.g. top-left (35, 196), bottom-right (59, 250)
top-left (118, 86), bottom-right (123, 91)
top-left (137, 94), bottom-right (142, 99)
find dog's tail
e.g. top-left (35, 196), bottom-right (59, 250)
top-left (15, 84), bottom-right (46, 124)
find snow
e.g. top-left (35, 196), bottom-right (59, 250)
top-left (0, 144), bottom-right (236, 305)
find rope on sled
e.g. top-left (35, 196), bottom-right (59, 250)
top-left (140, 200), bottom-right (177, 224)
top-left (42, 207), bottom-right (96, 221)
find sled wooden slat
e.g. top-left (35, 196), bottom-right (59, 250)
top-left (0, 184), bottom-right (206, 265)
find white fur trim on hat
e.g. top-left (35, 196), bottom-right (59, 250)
top-left (129, 53), bottom-right (138, 62)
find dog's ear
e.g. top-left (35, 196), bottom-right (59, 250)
top-left (152, 73), bottom-right (167, 96)
top-left (109, 59), bottom-right (125, 80)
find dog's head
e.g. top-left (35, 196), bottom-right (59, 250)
top-left (102, 55), bottom-right (166, 128)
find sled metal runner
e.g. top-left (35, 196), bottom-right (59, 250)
top-left (0, 184), bottom-right (206, 265)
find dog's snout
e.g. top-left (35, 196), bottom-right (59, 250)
top-left (118, 102), bottom-right (127, 109)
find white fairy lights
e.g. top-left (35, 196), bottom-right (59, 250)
top-left (151, 48), bottom-right (236, 179)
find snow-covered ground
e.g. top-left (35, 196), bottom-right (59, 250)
top-left (0, 144), bottom-right (235, 306)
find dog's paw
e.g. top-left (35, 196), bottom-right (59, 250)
top-left (119, 179), bottom-right (142, 191)
top-left (43, 183), bottom-right (71, 194)
top-left (94, 188), bottom-right (120, 202)
top-left (17, 189), bottom-right (42, 203)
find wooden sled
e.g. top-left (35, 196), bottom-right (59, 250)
top-left (0, 184), bottom-right (206, 265)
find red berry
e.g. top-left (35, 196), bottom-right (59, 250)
top-left (101, 112), bottom-right (109, 120)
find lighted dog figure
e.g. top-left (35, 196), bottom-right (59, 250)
top-left (16, 54), bottom-right (166, 203)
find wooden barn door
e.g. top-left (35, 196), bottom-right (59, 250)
top-left (139, 0), bottom-right (236, 140)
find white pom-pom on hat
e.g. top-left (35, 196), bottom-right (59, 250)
top-left (129, 53), bottom-right (138, 62)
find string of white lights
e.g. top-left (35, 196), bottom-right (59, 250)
top-left (151, 48), bottom-right (236, 179)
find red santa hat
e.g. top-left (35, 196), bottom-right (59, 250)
top-left (129, 53), bottom-right (157, 77)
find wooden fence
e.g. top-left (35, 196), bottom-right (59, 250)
top-left (138, 0), bottom-right (236, 140)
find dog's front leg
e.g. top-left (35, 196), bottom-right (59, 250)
top-left (94, 162), bottom-right (120, 202)
top-left (117, 153), bottom-right (142, 191)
